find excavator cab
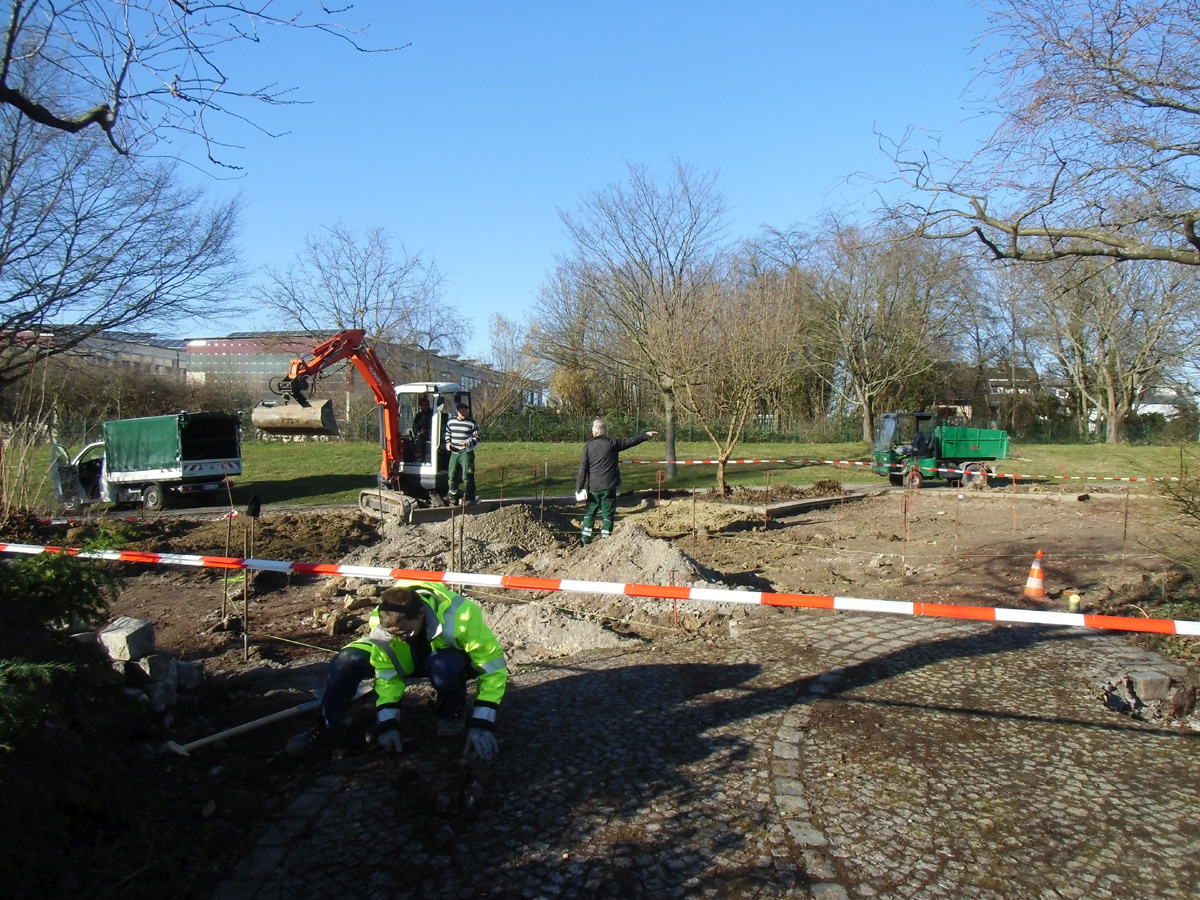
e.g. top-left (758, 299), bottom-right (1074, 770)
top-left (393, 382), bottom-right (470, 501)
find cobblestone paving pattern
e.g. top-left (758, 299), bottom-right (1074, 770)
top-left (791, 612), bottom-right (1200, 900)
top-left (213, 607), bottom-right (1200, 900)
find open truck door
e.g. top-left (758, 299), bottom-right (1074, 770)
top-left (50, 441), bottom-right (105, 511)
top-left (50, 443), bottom-right (81, 511)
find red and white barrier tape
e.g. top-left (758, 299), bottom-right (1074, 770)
top-left (623, 458), bottom-right (875, 467)
top-left (3, 542), bottom-right (1197, 638)
top-left (622, 457), bottom-right (1178, 483)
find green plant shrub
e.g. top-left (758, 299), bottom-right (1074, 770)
top-left (0, 552), bottom-right (127, 897)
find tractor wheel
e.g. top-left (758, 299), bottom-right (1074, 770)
top-left (143, 483), bottom-right (166, 512)
top-left (888, 473), bottom-right (904, 486)
top-left (903, 468), bottom-right (923, 490)
top-left (961, 463), bottom-right (988, 488)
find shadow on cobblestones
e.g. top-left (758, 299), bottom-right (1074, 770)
top-left (216, 650), bottom-right (823, 899)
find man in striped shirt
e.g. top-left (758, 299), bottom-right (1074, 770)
top-left (444, 403), bottom-right (481, 505)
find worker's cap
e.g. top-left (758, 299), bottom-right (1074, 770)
top-left (418, 396), bottom-right (430, 406)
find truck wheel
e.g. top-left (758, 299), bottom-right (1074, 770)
top-left (961, 463), bottom-right (987, 488)
top-left (903, 469), bottom-right (923, 490)
top-left (143, 483), bottom-right (166, 512)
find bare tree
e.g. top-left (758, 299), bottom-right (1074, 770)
top-left (670, 261), bottom-right (807, 495)
top-left (540, 161), bottom-right (729, 477)
top-left (895, 0), bottom-right (1200, 265)
top-left (743, 231), bottom-right (835, 426)
top-left (802, 223), bottom-right (964, 442)
top-left (531, 262), bottom-right (638, 415)
top-left (253, 223), bottom-right (462, 355)
top-left (0, 96), bottom-right (243, 390)
top-left (1, 1), bottom-right (393, 163)
top-left (470, 314), bottom-right (549, 428)
top-left (1023, 257), bottom-right (1200, 442)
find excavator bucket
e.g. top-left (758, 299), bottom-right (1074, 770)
top-left (250, 397), bottom-right (340, 436)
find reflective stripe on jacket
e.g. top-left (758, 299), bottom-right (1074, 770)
top-left (342, 607), bottom-right (421, 708)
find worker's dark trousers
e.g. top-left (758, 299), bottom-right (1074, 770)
top-left (424, 648), bottom-right (472, 718)
top-left (321, 646), bottom-right (374, 729)
top-left (321, 645), bottom-right (473, 727)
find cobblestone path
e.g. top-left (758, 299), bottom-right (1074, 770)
top-left (213, 608), bottom-right (1200, 900)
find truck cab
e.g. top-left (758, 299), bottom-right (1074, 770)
top-left (872, 412), bottom-right (938, 486)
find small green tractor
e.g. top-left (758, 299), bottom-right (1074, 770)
top-left (871, 412), bottom-right (1010, 489)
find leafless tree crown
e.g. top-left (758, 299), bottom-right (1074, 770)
top-left (1, 1), bottom-right (395, 164)
top-left (894, 0), bottom-right (1200, 265)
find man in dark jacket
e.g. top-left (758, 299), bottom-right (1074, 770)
top-left (574, 419), bottom-right (658, 544)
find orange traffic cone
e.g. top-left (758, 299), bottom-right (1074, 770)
top-left (1023, 549), bottom-right (1047, 600)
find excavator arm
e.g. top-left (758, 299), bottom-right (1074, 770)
top-left (251, 329), bottom-right (406, 490)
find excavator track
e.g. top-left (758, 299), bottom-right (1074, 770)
top-left (358, 488), bottom-right (416, 522)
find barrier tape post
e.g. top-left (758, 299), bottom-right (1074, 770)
top-left (671, 570), bottom-right (679, 634)
top-left (692, 488), bottom-right (697, 548)
top-left (1011, 471), bottom-right (1019, 531)
top-left (242, 528), bottom-right (250, 662)
top-left (1122, 487), bottom-right (1131, 585)
top-left (222, 511), bottom-right (233, 622)
top-left (955, 489), bottom-right (961, 557)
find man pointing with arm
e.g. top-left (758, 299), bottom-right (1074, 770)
top-left (575, 418), bottom-right (658, 545)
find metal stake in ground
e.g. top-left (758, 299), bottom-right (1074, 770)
top-left (242, 528), bottom-right (250, 661)
top-left (221, 511), bottom-right (233, 621)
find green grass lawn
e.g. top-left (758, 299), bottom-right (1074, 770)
top-left (184, 439), bottom-right (1200, 506)
top-left (10, 439), bottom-right (1198, 512)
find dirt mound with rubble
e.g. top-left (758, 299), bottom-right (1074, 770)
top-left (318, 503), bottom-right (744, 664)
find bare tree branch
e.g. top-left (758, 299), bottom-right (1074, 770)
top-left (0, 1), bottom-right (401, 164)
top-left (0, 94), bottom-right (244, 388)
top-left (893, 0), bottom-right (1200, 265)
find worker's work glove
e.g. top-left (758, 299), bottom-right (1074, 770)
top-left (463, 727), bottom-right (498, 763)
top-left (376, 718), bottom-right (403, 754)
top-left (574, 489), bottom-right (588, 502)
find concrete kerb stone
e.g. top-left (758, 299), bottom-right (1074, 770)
top-left (98, 616), bottom-right (155, 661)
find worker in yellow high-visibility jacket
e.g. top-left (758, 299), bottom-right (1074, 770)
top-left (287, 581), bottom-right (507, 763)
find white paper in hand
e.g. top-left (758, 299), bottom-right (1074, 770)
top-left (574, 489), bottom-right (588, 502)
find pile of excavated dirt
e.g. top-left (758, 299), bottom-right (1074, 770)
top-left (319, 503), bottom-right (748, 665)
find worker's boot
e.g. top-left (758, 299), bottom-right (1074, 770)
top-left (285, 720), bottom-right (330, 757)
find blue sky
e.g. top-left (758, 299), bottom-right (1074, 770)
top-left (194, 2), bottom-right (996, 359)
